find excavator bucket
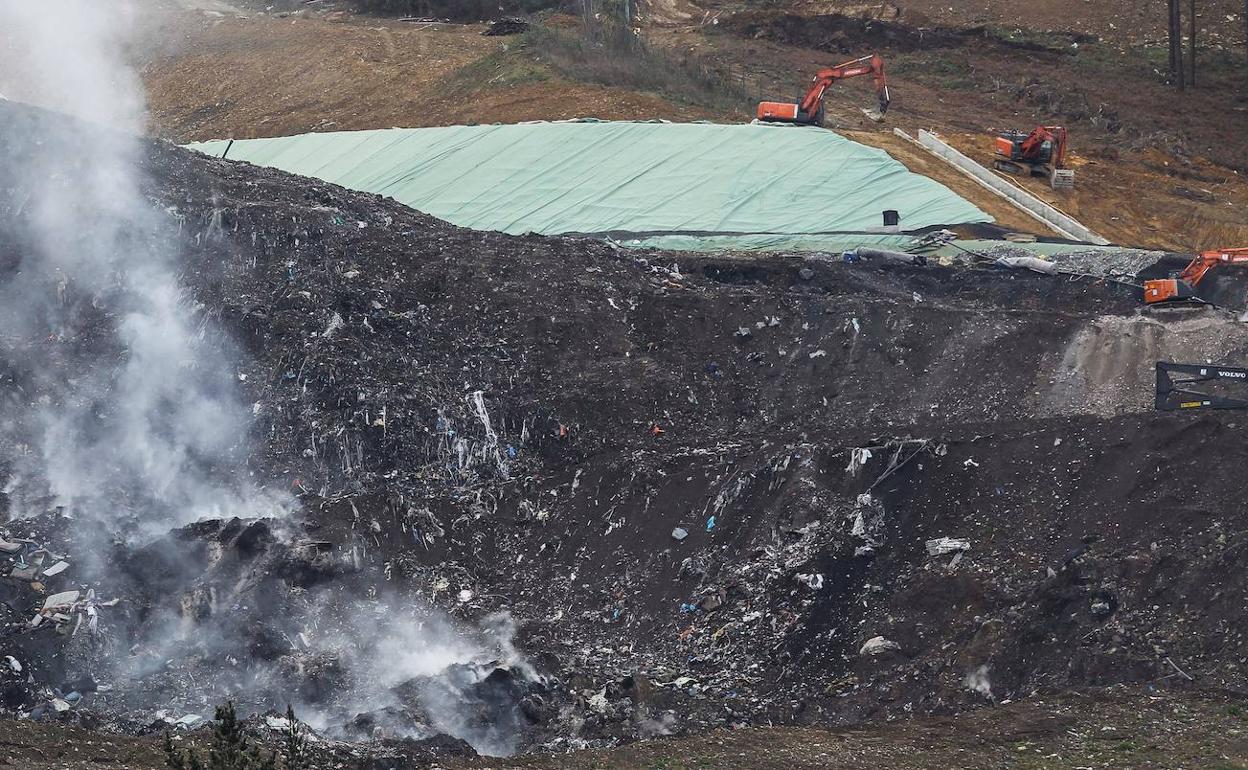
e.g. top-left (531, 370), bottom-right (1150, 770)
top-left (860, 107), bottom-right (885, 123)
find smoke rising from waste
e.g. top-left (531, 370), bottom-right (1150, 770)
top-left (0, 0), bottom-right (282, 532)
top-left (0, 5), bottom-right (540, 757)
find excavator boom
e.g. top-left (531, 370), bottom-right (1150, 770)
top-left (757, 54), bottom-right (889, 126)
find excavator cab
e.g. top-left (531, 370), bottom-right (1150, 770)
top-left (1143, 277), bottom-right (1200, 305)
top-left (756, 101), bottom-right (824, 126)
top-left (993, 125), bottom-right (1073, 188)
top-left (995, 131), bottom-right (1059, 165)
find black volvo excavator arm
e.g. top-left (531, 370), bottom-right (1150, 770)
top-left (1156, 362), bottom-right (1248, 410)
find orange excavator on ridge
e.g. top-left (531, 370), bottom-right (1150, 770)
top-left (1144, 247), bottom-right (1248, 305)
top-left (757, 53), bottom-right (890, 127)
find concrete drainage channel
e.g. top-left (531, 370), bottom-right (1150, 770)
top-left (894, 127), bottom-right (1110, 245)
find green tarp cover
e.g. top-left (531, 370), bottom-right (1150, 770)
top-left (188, 121), bottom-right (992, 238)
top-left (625, 233), bottom-right (921, 252)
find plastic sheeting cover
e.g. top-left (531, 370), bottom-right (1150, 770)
top-left (189, 122), bottom-right (991, 237)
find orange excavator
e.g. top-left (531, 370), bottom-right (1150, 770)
top-left (993, 125), bottom-right (1073, 187)
top-left (757, 53), bottom-right (890, 127)
top-left (1144, 247), bottom-right (1248, 305)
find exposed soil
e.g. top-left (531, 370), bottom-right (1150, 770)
top-left (141, 14), bottom-right (715, 142)
top-left (695, 0), bottom-right (1245, 47)
top-left (453, 687), bottom-right (1248, 769)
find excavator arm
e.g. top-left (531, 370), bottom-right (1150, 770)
top-left (798, 54), bottom-right (890, 117)
top-left (1156, 362), bottom-right (1248, 410)
top-left (758, 53), bottom-right (889, 126)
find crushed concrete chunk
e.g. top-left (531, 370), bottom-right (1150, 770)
top-left (860, 636), bottom-right (901, 656)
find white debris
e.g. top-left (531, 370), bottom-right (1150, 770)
top-left (845, 447), bottom-right (873, 475)
top-left (925, 537), bottom-right (971, 556)
top-left (323, 312), bottom-right (344, 338)
top-left (588, 687), bottom-right (609, 714)
top-left (796, 573), bottom-right (824, 590)
top-left (42, 590), bottom-right (79, 610)
top-left (963, 458), bottom-right (979, 467)
top-left (995, 255), bottom-right (1057, 274)
top-left (809, 349), bottom-right (827, 359)
top-left (4, 656), bottom-right (20, 673)
top-left (457, 589), bottom-right (474, 603)
top-left (42, 561), bottom-right (69, 577)
top-left (859, 636), bottom-right (901, 656)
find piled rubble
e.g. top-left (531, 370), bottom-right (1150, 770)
top-left (3, 98), bottom-right (1248, 760)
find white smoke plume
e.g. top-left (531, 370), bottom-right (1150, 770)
top-left (0, 7), bottom-right (539, 757)
top-left (0, 1), bottom-right (285, 534)
top-left (963, 664), bottom-right (994, 700)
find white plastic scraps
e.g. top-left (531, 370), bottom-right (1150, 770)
top-left (845, 447), bottom-right (873, 475)
top-left (925, 537), bottom-right (971, 556)
top-left (468, 390), bottom-right (509, 480)
top-left (796, 573), bottom-right (824, 590)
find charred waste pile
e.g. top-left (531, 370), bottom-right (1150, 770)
top-left (5, 18), bottom-right (1248, 769)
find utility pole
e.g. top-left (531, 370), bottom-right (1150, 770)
top-left (1189, 0), bottom-right (1196, 86)
top-left (1168, 0), bottom-right (1184, 89)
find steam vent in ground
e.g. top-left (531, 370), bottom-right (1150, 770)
top-left (1, 1), bottom-right (1248, 767)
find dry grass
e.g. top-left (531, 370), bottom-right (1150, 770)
top-left (522, 20), bottom-right (754, 113)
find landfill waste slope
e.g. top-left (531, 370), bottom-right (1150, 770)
top-left (2, 99), bottom-right (1248, 757)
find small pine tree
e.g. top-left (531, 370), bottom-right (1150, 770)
top-left (281, 704), bottom-right (309, 770)
top-left (164, 732), bottom-right (187, 770)
top-left (169, 701), bottom-right (274, 770)
top-left (208, 701), bottom-right (252, 770)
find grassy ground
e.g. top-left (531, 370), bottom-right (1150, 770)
top-left (0, 687), bottom-right (1245, 768)
top-left (449, 687), bottom-right (1248, 770)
